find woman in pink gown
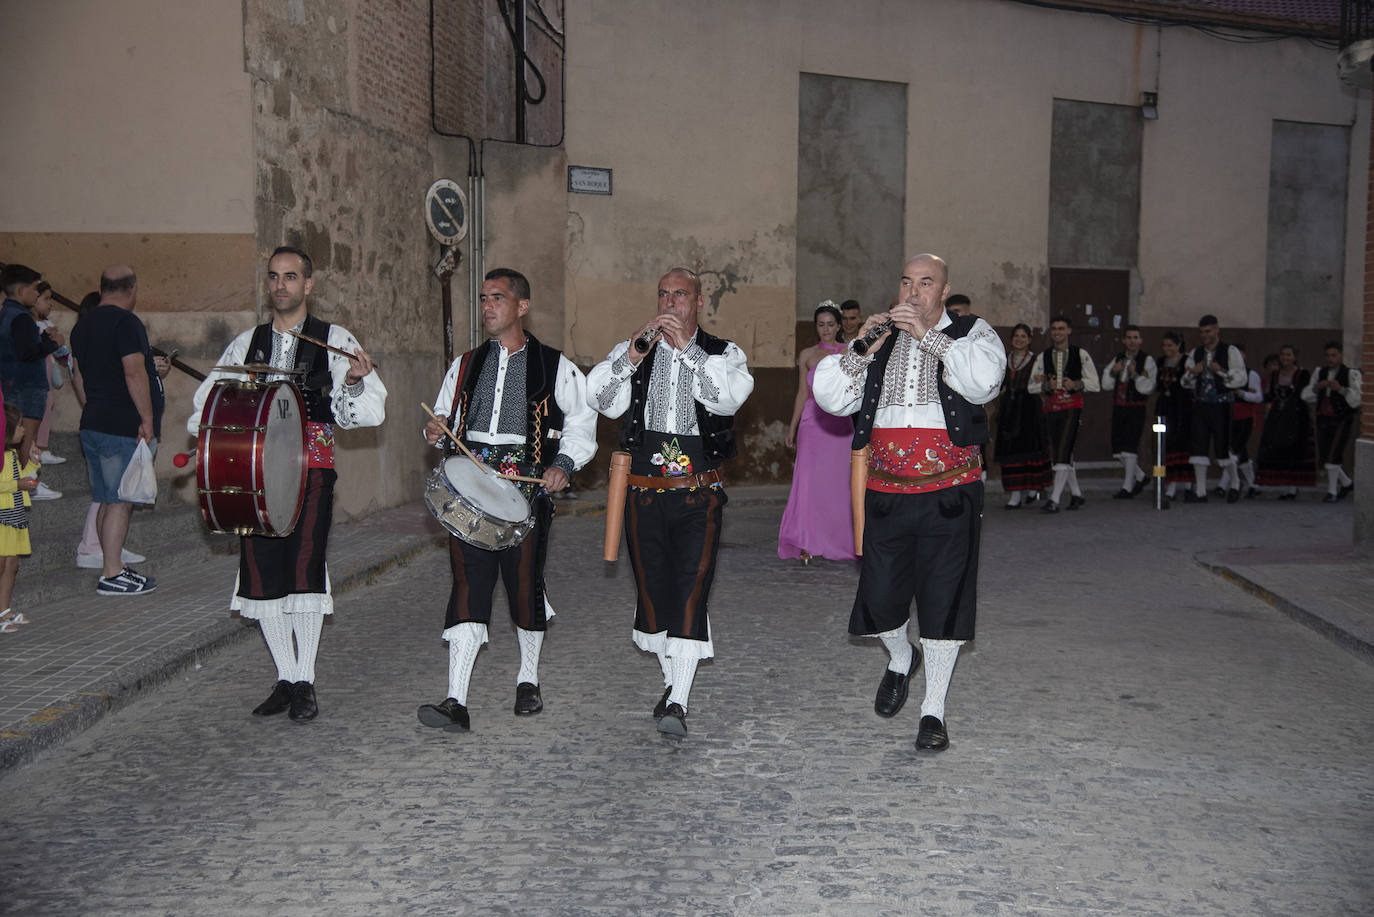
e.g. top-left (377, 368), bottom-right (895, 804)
top-left (779, 302), bottom-right (856, 563)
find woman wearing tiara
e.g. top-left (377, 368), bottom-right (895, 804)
top-left (779, 301), bottom-right (856, 563)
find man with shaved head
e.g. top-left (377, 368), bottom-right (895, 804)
top-left (69, 266), bottom-right (163, 596)
top-left (587, 266), bottom-right (755, 738)
top-left (814, 253), bottom-right (1004, 754)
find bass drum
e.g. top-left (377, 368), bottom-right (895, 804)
top-left (424, 455), bottom-right (535, 550)
top-left (196, 379), bottom-right (306, 537)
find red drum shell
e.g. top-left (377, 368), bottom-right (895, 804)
top-left (196, 380), bottom-right (306, 537)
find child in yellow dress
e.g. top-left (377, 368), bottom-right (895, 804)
top-left (0, 402), bottom-right (39, 632)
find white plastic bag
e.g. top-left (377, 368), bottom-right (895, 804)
top-left (118, 440), bottom-right (158, 504)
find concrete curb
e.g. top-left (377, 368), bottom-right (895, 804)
top-left (0, 486), bottom-right (789, 774)
top-left (0, 531), bottom-right (444, 774)
top-left (1195, 555), bottom-right (1374, 665)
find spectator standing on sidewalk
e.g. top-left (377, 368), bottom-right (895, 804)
top-left (31, 282), bottom-right (72, 474)
top-left (69, 266), bottom-right (162, 596)
top-left (0, 402), bottom-right (38, 633)
top-left (0, 264), bottom-right (64, 478)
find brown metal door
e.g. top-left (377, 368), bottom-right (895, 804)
top-left (1049, 268), bottom-right (1130, 463)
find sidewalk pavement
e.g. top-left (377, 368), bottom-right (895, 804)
top-left (0, 480), bottom-right (1367, 774)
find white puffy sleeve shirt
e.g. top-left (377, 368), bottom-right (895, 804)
top-left (187, 322), bottom-right (387, 435)
top-left (586, 332), bottom-right (754, 430)
top-left (812, 312), bottom-right (1004, 430)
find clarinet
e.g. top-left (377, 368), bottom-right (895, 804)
top-left (851, 320), bottom-right (895, 356)
top-left (633, 327), bottom-right (663, 354)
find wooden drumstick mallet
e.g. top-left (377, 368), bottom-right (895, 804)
top-left (419, 403), bottom-right (546, 485)
top-left (287, 328), bottom-right (382, 369)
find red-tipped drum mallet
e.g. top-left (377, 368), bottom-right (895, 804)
top-left (172, 449), bottom-right (196, 468)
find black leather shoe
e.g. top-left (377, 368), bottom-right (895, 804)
top-left (1322, 492), bottom-right (1338, 503)
top-left (1184, 491), bottom-right (1207, 504)
top-left (1131, 477), bottom-right (1148, 495)
top-left (252, 679), bottom-right (292, 717)
top-left (1277, 492), bottom-right (1296, 501)
top-left (874, 643), bottom-right (920, 718)
top-left (653, 686), bottom-right (672, 719)
top-left (1067, 495), bottom-right (1085, 510)
top-left (417, 697), bottom-right (470, 732)
top-left (514, 682), bottom-right (543, 716)
top-left (657, 702), bottom-right (688, 736)
top-left (1246, 487), bottom-right (1261, 500)
top-left (1040, 500), bottom-right (1060, 514)
top-left (1003, 501), bottom-right (1022, 510)
top-left (1212, 486), bottom-right (1226, 498)
top-left (1226, 488), bottom-right (1240, 504)
top-left (1112, 489), bottom-right (1132, 500)
top-left (287, 681), bottom-right (318, 721)
top-left (1338, 484), bottom-right (1354, 501)
top-left (915, 715), bottom-right (949, 752)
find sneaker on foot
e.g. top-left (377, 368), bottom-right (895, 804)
top-left (31, 482), bottom-right (62, 501)
top-left (76, 548), bottom-right (146, 569)
top-left (96, 568), bottom-right (157, 596)
top-left (38, 450), bottom-right (67, 465)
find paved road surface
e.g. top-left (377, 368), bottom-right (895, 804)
top-left (2, 493), bottom-right (1371, 915)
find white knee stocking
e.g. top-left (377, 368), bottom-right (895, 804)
top-left (1006, 490), bottom-right (1023, 506)
top-left (291, 613), bottom-right (324, 683)
top-left (443, 622), bottom-right (488, 704)
top-left (919, 638), bottom-right (963, 721)
top-left (1120, 454), bottom-right (1138, 490)
top-left (1050, 465), bottom-right (1070, 503)
top-left (1067, 465), bottom-right (1082, 497)
top-left (259, 614), bottom-right (296, 682)
top-left (1193, 463), bottom-right (1208, 496)
top-left (667, 655), bottom-right (698, 710)
top-left (516, 627), bottom-right (544, 685)
top-left (876, 625), bottom-right (913, 674)
top-left (657, 652), bottom-right (673, 688)
top-left (1239, 460), bottom-right (1255, 488)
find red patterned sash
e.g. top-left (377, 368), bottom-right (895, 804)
top-left (868, 427), bottom-right (982, 494)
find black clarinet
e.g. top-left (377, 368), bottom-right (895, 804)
top-left (851, 320), bottom-right (895, 356)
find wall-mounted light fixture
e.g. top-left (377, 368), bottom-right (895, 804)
top-left (1141, 91), bottom-right (1159, 121)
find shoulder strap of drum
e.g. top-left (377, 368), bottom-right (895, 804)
top-left (297, 314), bottom-right (333, 393)
top-left (247, 322), bottom-right (274, 365)
top-left (448, 346), bottom-right (483, 437)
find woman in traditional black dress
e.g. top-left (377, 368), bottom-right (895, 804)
top-left (1256, 344), bottom-right (1314, 499)
top-left (1154, 331), bottom-right (1192, 505)
top-left (995, 323), bottom-right (1051, 508)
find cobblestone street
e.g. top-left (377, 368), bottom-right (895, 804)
top-left (2, 493), bottom-right (1371, 915)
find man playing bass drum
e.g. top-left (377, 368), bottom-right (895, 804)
top-left (188, 246), bottom-right (386, 722)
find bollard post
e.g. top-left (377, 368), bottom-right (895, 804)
top-left (1152, 415), bottom-right (1167, 510)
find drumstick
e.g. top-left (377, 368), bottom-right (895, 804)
top-left (419, 402), bottom-right (547, 485)
top-left (287, 328), bottom-right (382, 369)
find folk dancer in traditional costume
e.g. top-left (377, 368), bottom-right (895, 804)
top-left (417, 268), bottom-right (597, 732)
top-left (1027, 315), bottom-right (1099, 513)
top-left (994, 323), bottom-right (1051, 508)
top-left (1179, 314), bottom-right (1246, 504)
top-left (188, 246), bottom-right (386, 721)
top-left (1302, 341), bottom-right (1362, 503)
top-left (1218, 346), bottom-right (1263, 500)
top-left (1256, 345), bottom-right (1314, 499)
top-left (1100, 324), bottom-right (1157, 499)
top-left (587, 267), bottom-right (754, 737)
top-left (813, 253), bottom-right (1004, 753)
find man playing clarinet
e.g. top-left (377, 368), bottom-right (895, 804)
top-left (187, 246), bottom-right (387, 722)
top-left (813, 253), bottom-right (1003, 754)
top-left (416, 268), bottom-right (597, 733)
top-left (587, 267), bottom-right (754, 738)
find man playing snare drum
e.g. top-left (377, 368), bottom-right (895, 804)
top-left (417, 267), bottom-right (597, 733)
top-left (187, 246), bottom-right (386, 722)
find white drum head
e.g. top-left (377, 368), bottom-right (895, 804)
top-left (442, 456), bottom-right (530, 523)
top-left (263, 388), bottom-right (305, 527)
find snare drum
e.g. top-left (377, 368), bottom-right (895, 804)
top-left (196, 379), bottom-right (307, 537)
top-left (424, 455), bottom-right (535, 550)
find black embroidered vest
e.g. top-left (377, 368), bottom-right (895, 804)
top-left (247, 314), bottom-right (335, 424)
top-left (448, 331), bottom-right (566, 469)
top-left (851, 312), bottom-right (989, 449)
top-left (1112, 351), bottom-right (1149, 405)
top-left (1040, 346), bottom-right (1084, 384)
top-left (619, 329), bottom-right (737, 469)
top-left (1315, 365), bottom-right (1355, 418)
